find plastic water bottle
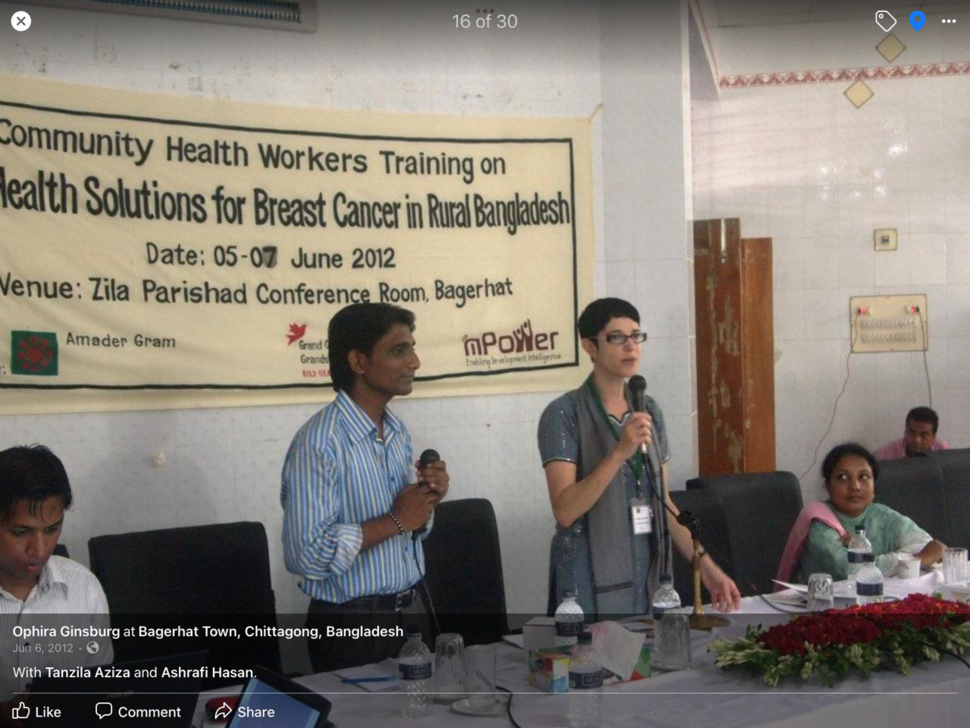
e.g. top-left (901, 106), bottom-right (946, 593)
top-left (555, 592), bottom-right (584, 648)
top-left (568, 632), bottom-right (603, 728)
top-left (398, 628), bottom-right (433, 719)
top-left (856, 553), bottom-right (884, 605)
top-left (650, 576), bottom-right (680, 669)
top-left (847, 525), bottom-right (872, 589)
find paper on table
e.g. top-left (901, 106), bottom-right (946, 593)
top-left (772, 579), bottom-right (853, 598)
top-left (332, 658), bottom-right (399, 692)
top-left (294, 673), bottom-right (364, 702)
top-left (772, 579), bottom-right (808, 593)
top-left (587, 621), bottom-right (645, 681)
top-left (764, 591), bottom-right (807, 607)
top-left (497, 651), bottom-right (523, 673)
top-left (502, 633), bottom-right (524, 648)
top-left (619, 620), bottom-right (653, 635)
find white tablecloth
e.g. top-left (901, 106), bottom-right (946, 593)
top-left (193, 571), bottom-right (970, 727)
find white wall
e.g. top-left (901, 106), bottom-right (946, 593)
top-left (693, 14), bottom-right (970, 503)
top-left (600, 0), bottom-right (698, 491)
top-left (0, 0), bottom-right (698, 636)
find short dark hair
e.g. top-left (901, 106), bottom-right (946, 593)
top-left (577, 298), bottom-right (640, 340)
top-left (821, 442), bottom-right (880, 487)
top-left (328, 303), bottom-right (415, 392)
top-left (0, 445), bottom-right (73, 520)
top-left (906, 406), bottom-right (939, 433)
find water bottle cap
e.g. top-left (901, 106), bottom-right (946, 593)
top-left (854, 525), bottom-right (866, 533)
top-left (578, 632), bottom-right (592, 644)
top-left (406, 627), bottom-right (422, 638)
top-left (659, 575), bottom-right (673, 585)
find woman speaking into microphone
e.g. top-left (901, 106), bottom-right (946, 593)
top-left (537, 298), bottom-right (741, 618)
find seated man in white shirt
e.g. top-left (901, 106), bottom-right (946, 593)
top-left (0, 445), bottom-right (114, 725)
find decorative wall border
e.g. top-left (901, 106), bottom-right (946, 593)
top-left (720, 61), bottom-right (970, 88)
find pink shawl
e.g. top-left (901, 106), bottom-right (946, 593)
top-left (774, 502), bottom-right (846, 588)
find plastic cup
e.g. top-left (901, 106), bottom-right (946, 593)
top-left (943, 548), bottom-right (968, 585)
top-left (464, 644), bottom-right (497, 709)
top-left (434, 633), bottom-right (465, 703)
top-left (807, 573), bottom-right (834, 612)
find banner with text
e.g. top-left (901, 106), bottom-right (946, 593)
top-left (0, 77), bottom-right (593, 414)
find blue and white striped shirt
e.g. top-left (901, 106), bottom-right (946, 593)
top-left (281, 391), bottom-right (428, 603)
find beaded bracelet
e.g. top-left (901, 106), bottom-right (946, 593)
top-left (387, 512), bottom-right (406, 535)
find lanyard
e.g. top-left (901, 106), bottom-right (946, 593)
top-left (585, 377), bottom-right (645, 492)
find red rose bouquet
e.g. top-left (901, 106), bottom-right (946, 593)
top-left (708, 594), bottom-right (970, 686)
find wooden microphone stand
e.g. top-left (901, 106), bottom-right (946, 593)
top-left (678, 510), bottom-right (729, 630)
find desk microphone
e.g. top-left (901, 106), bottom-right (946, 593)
top-left (413, 448), bottom-right (440, 542)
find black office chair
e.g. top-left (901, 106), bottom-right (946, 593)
top-left (932, 448), bottom-right (970, 548)
top-left (53, 544), bottom-right (69, 558)
top-left (89, 521), bottom-right (282, 689)
top-left (423, 498), bottom-right (510, 646)
top-left (877, 456), bottom-right (952, 546)
top-left (690, 472), bottom-right (804, 596)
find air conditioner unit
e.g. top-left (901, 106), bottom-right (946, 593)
top-left (30, 1), bottom-right (319, 33)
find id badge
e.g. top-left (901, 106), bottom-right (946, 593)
top-left (630, 498), bottom-right (652, 535)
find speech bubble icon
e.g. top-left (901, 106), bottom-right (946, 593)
top-left (95, 702), bottom-right (113, 719)
top-left (875, 11), bottom-right (896, 32)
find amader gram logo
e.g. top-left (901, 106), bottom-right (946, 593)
top-left (11, 331), bottom-right (58, 376)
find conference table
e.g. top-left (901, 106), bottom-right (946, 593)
top-left (193, 571), bottom-right (970, 727)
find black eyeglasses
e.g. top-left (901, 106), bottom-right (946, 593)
top-left (598, 331), bottom-right (648, 345)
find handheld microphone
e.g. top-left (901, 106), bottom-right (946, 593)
top-left (628, 375), bottom-right (648, 455)
top-left (628, 374), bottom-right (671, 580)
top-left (413, 448), bottom-right (440, 541)
top-left (418, 448), bottom-right (440, 473)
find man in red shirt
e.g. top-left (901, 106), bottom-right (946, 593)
top-left (874, 407), bottom-right (951, 460)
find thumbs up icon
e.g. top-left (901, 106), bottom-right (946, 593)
top-left (12, 702), bottom-right (30, 720)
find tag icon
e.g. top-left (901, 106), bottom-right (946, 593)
top-left (875, 11), bottom-right (896, 32)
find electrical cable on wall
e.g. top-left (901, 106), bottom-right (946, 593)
top-left (798, 327), bottom-right (858, 484)
top-left (915, 310), bottom-right (932, 408)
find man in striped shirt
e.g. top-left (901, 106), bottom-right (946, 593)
top-left (0, 445), bottom-right (113, 721)
top-left (281, 302), bottom-right (449, 673)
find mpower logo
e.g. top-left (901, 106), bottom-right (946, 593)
top-left (462, 319), bottom-right (563, 370)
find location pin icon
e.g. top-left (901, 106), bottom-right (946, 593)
top-left (910, 11), bottom-right (926, 31)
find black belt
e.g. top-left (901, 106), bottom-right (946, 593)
top-left (337, 587), bottom-right (416, 612)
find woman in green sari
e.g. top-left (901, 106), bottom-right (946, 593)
top-left (796, 443), bottom-right (945, 582)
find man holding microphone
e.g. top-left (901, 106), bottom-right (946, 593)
top-left (281, 302), bottom-right (448, 672)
